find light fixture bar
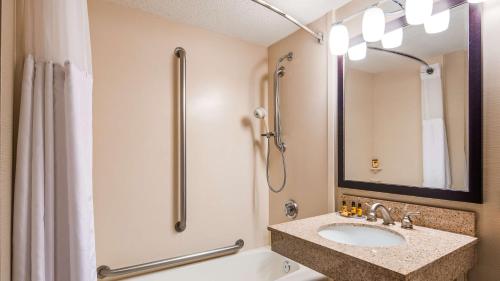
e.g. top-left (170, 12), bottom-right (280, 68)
top-left (250, 0), bottom-right (324, 43)
top-left (333, 0), bottom-right (404, 25)
top-left (334, 0), bottom-right (466, 26)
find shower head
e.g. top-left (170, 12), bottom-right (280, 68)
top-left (276, 52), bottom-right (293, 75)
top-left (278, 52), bottom-right (294, 63)
top-left (254, 107), bottom-right (267, 119)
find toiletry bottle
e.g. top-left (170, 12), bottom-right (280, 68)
top-left (357, 203), bottom-right (363, 217)
top-left (341, 201), bottom-right (348, 215)
top-left (351, 202), bottom-right (357, 216)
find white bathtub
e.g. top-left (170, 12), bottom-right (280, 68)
top-left (122, 247), bottom-right (328, 281)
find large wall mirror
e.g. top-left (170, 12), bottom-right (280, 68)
top-left (338, 0), bottom-right (482, 203)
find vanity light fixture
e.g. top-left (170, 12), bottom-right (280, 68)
top-left (329, 24), bottom-right (349, 55)
top-left (405, 0), bottom-right (433, 25)
top-left (382, 28), bottom-right (403, 49)
top-left (424, 9), bottom-right (451, 34)
top-left (362, 7), bottom-right (386, 42)
top-left (348, 42), bottom-right (367, 61)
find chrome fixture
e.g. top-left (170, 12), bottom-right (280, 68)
top-left (250, 0), bottom-right (323, 43)
top-left (366, 203), bottom-right (395, 225)
top-left (284, 200), bottom-right (299, 219)
top-left (254, 52), bottom-right (293, 193)
top-left (273, 52), bottom-right (293, 152)
top-left (368, 47), bottom-right (435, 74)
top-left (174, 47), bottom-right (187, 232)
top-left (401, 211), bottom-right (421, 229)
top-left (283, 261), bottom-right (291, 273)
top-left (97, 240), bottom-right (244, 279)
top-left (254, 107), bottom-right (267, 119)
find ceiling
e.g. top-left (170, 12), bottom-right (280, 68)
top-left (107, 0), bottom-right (350, 46)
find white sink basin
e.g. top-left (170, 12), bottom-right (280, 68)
top-left (318, 224), bottom-right (406, 247)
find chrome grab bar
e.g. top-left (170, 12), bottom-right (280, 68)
top-left (174, 47), bottom-right (187, 232)
top-left (97, 239), bottom-right (244, 279)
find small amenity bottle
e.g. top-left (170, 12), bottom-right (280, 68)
top-left (357, 203), bottom-right (363, 217)
top-left (341, 201), bottom-right (349, 216)
top-left (351, 202), bottom-right (357, 216)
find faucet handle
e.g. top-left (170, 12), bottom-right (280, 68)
top-left (401, 211), bottom-right (421, 229)
top-left (366, 203), bottom-right (377, 222)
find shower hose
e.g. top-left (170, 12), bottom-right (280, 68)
top-left (264, 134), bottom-right (287, 193)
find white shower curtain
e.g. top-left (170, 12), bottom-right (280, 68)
top-left (12, 0), bottom-right (96, 280)
top-left (420, 64), bottom-right (451, 189)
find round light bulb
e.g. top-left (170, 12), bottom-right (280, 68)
top-left (405, 0), bottom-right (433, 25)
top-left (348, 42), bottom-right (367, 61)
top-left (382, 28), bottom-right (403, 49)
top-left (362, 7), bottom-right (385, 42)
top-left (329, 24), bottom-right (349, 55)
top-left (425, 9), bottom-right (450, 34)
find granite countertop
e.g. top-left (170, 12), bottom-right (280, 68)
top-left (268, 213), bottom-right (478, 277)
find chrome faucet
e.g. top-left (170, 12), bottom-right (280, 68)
top-left (401, 211), bottom-right (421, 229)
top-left (366, 203), bottom-right (395, 225)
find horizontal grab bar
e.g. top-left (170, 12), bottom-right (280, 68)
top-left (97, 239), bottom-right (244, 279)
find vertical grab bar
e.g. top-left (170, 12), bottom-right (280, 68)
top-left (175, 47), bottom-right (187, 232)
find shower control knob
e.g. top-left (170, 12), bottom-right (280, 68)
top-left (284, 200), bottom-right (298, 219)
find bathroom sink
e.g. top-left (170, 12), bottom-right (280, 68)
top-left (318, 224), bottom-right (406, 247)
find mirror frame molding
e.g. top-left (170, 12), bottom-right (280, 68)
top-left (337, 0), bottom-right (483, 203)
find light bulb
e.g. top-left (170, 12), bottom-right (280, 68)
top-left (362, 7), bottom-right (385, 42)
top-left (424, 9), bottom-right (450, 34)
top-left (382, 28), bottom-right (403, 49)
top-left (405, 0), bottom-right (433, 25)
top-left (348, 42), bottom-right (367, 61)
top-left (329, 24), bottom-right (349, 55)
top-left (468, 0), bottom-right (487, 3)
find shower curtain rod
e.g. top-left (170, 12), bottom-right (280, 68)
top-left (250, 0), bottom-right (324, 44)
top-left (368, 47), bottom-right (434, 74)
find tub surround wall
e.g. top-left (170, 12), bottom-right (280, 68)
top-left (89, 0), bottom-right (269, 269)
top-left (267, 15), bottom-right (331, 224)
top-left (335, 1), bottom-right (500, 279)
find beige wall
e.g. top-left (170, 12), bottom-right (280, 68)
top-left (336, 1), bottom-right (500, 280)
top-left (89, 0), bottom-right (269, 269)
top-left (267, 16), bottom-right (331, 224)
top-left (372, 68), bottom-right (423, 185)
top-left (345, 52), bottom-right (467, 189)
top-left (344, 68), bottom-right (374, 182)
top-left (443, 51), bottom-right (468, 191)
top-left (0, 0), bottom-right (16, 280)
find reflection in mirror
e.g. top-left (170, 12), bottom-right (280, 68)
top-left (344, 5), bottom-right (469, 191)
